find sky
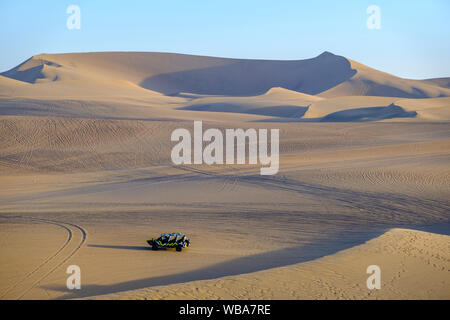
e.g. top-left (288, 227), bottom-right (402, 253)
top-left (1, 0), bottom-right (449, 79)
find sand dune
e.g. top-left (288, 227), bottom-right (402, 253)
top-left (394, 97), bottom-right (450, 120)
top-left (182, 94), bottom-right (449, 122)
top-left (1, 52), bottom-right (449, 122)
top-left (301, 96), bottom-right (450, 121)
top-left (180, 88), bottom-right (320, 118)
top-left (3, 52), bottom-right (449, 98)
top-left (2, 52), bottom-right (357, 96)
top-left (319, 59), bottom-right (450, 98)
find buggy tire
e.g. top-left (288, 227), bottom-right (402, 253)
top-left (176, 246), bottom-right (182, 252)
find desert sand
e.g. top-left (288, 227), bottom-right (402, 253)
top-left (0, 52), bottom-right (449, 300)
top-left (93, 228), bottom-right (450, 300)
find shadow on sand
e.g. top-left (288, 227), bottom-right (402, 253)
top-left (140, 52), bottom-right (356, 96)
top-left (256, 104), bottom-right (417, 122)
top-left (88, 244), bottom-right (150, 251)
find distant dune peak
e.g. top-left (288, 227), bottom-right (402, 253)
top-left (1, 57), bottom-right (62, 84)
top-left (317, 50), bottom-right (337, 57)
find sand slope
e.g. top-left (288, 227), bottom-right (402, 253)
top-left (423, 77), bottom-right (450, 89)
top-left (90, 228), bottom-right (450, 300)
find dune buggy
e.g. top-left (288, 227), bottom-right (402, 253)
top-left (147, 232), bottom-right (190, 252)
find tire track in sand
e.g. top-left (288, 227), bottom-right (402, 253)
top-left (0, 216), bottom-right (87, 300)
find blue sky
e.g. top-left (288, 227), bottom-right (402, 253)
top-left (1, 0), bottom-right (449, 79)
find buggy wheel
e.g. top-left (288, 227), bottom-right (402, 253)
top-left (152, 244), bottom-right (158, 251)
top-left (176, 246), bottom-right (182, 252)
